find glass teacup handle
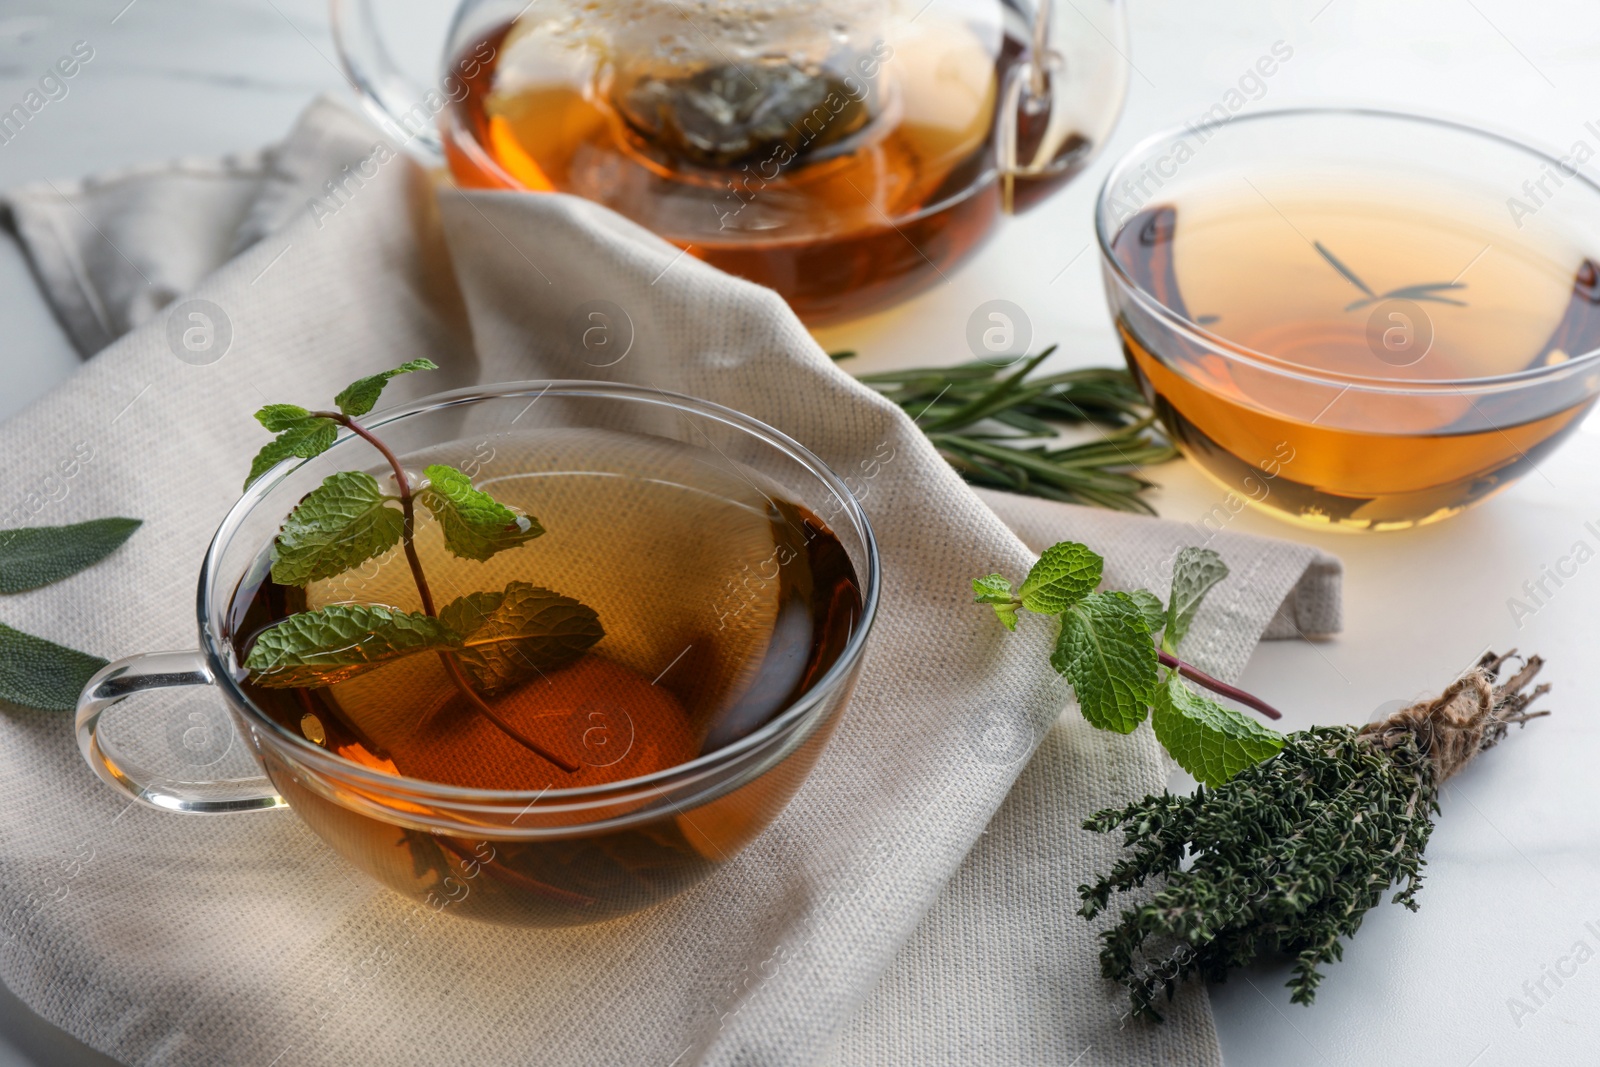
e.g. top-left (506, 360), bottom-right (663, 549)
top-left (996, 0), bottom-right (1130, 212)
top-left (75, 650), bottom-right (287, 815)
top-left (329, 0), bottom-right (448, 156)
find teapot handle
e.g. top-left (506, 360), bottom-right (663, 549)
top-left (996, 0), bottom-right (1130, 213)
top-left (330, 0), bottom-right (445, 156)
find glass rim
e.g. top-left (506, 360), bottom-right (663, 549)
top-left (195, 379), bottom-right (882, 805)
top-left (1093, 105), bottom-right (1600, 393)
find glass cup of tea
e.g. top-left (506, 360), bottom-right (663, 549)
top-left (331, 0), bottom-right (1130, 324)
top-left (75, 382), bottom-right (880, 926)
top-left (1096, 107), bottom-right (1600, 531)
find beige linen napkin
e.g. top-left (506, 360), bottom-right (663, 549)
top-left (0, 97), bottom-right (1340, 1067)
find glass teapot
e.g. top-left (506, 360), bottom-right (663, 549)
top-left (332, 0), bottom-right (1128, 324)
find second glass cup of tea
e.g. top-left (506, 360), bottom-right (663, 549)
top-left (1097, 108), bottom-right (1600, 531)
top-left (76, 383), bottom-right (879, 926)
top-left (332, 0), bottom-right (1130, 324)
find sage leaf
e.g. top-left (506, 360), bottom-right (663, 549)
top-left (0, 517), bottom-right (141, 594)
top-left (271, 471), bottom-right (404, 586)
top-left (971, 573), bottom-right (1018, 631)
top-left (244, 604), bottom-right (456, 688)
top-left (1127, 588), bottom-right (1166, 637)
top-left (440, 582), bottom-right (604, 694)
top-left (1019, 541), bottom-right (1103, 614)
top-left (245, 415), bottom-right (338, 491)
top-left (1051, 590), bottom-right (1157, 733)
top-left (419, 464), bottom-right (544, 562)
top-left (1150, 672), bottom-right (1285, 788)
top-left (0, 622), bottom-right (107, 711)
top-left (1163, 547), bottom-right (1228, 653)
top-left (333, 358), bottom-right (439, 418)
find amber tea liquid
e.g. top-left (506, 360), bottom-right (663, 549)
top-left (1112, 189), bottom-right (1600, 530)
top-left (230, 428), bottom-right (861, 924)
top-left (443, 7), bottom-right (1085, 324)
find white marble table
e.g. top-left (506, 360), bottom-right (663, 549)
top-left (2, 1), bottom-right (1598, 1064)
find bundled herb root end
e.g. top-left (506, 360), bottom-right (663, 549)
top-left (1079, 651), bottom-right (1551, 1019)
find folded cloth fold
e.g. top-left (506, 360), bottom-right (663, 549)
top-left (0, 96), bottom-right (1339, 1067)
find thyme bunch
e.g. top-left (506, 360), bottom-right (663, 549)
top-left (1079, 650), bottom-right (1550, 1019)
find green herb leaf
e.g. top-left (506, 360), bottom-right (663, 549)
top-left (270, 471), bottom-right (404, 586)
top-left (854, 355), bottom-right (1176, 513)
top-left (1051, 590), bottom-right (1158, 733)
top-left (245, 415), bottom-right (339, 491)
top-left (1164, 547), bottom-right (1228, 653)
top-left (1313, 240), bottom-right (1375, 299)
top-left (1127, 588), bottom-right (1166, 637)
top-left (244, 604), bottom-right (456, 688)
top-left (971, 573), bottom-right (1018, 631)
top-left (971, 573), bottom-right (1013, 603)
top-left (1018, 541), bottom-right (1103, 614)
top-left (439, 582), bottom-right (604, 694)
top-left (1150, 672), bottom-right (1285, 787)
top-left (0, 622), bottom-right (107, 711)
top-left (333, 358), bottom-right (439, 418)
top-left (255, 404), bottom-right (312, 432)
top-left (0, 517), bottom-right (141, 594)
top-left (419, 464), bottom-right (544, 562)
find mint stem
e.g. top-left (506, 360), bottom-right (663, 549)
top-left (1156, 649), bottom-right (1283, 721)
top-left (315, 411), bottom-right (579, 774)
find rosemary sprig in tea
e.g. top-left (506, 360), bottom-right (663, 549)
top-left (837, 347), bottom-right (1177, 514)
top-left (1313, 241), bottom-right (1467, 312)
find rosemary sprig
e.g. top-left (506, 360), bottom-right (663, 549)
top-left (1312, 241), bottom-right (1467, 312)
top-left (837, 347), bottom-right (1177, 514)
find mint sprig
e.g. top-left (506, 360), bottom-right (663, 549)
top-left (1162, 546), bottom-right (1228, 654)
top-left (440, 582), bottom-right (603, 695)
top-left (974, 544), bottom-right (1285, 784)
top-left (972, 573), bottom-right (1018, 630)
top-left (244, 587), bottom-right (603, 696)
top-left (420, 464), bottom-right (544, 562)
top-left (1019, 541), bottom-right (1103, 614)
top-left (0, 518), bottom-right (142, 711)
top-left (244, 603), bottom-right (455, 688)
top-left (1150, 671), bottom-right (1284, 787)
top-left (245, 410), bottom-right (339, 491)
top-left (333, 358), bottom-right (438, 418)
top-left (270, 471), bottom-right (404, 585)
top-left (1051, 591), bottom-right (1157, 733)
top-left (242, 360), bottom-right (599, 774)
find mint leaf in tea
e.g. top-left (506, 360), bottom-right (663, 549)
top-left (233, 414), bottom-right (862, 793)
top-left (229, 369), bottom-right (862, 925)
top-left (1111, 197), bottom-right (1600, 529)
top-left (439, 582), bottom-right (603, 696)
top-left (418, 463), bottom-right (545, 561)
